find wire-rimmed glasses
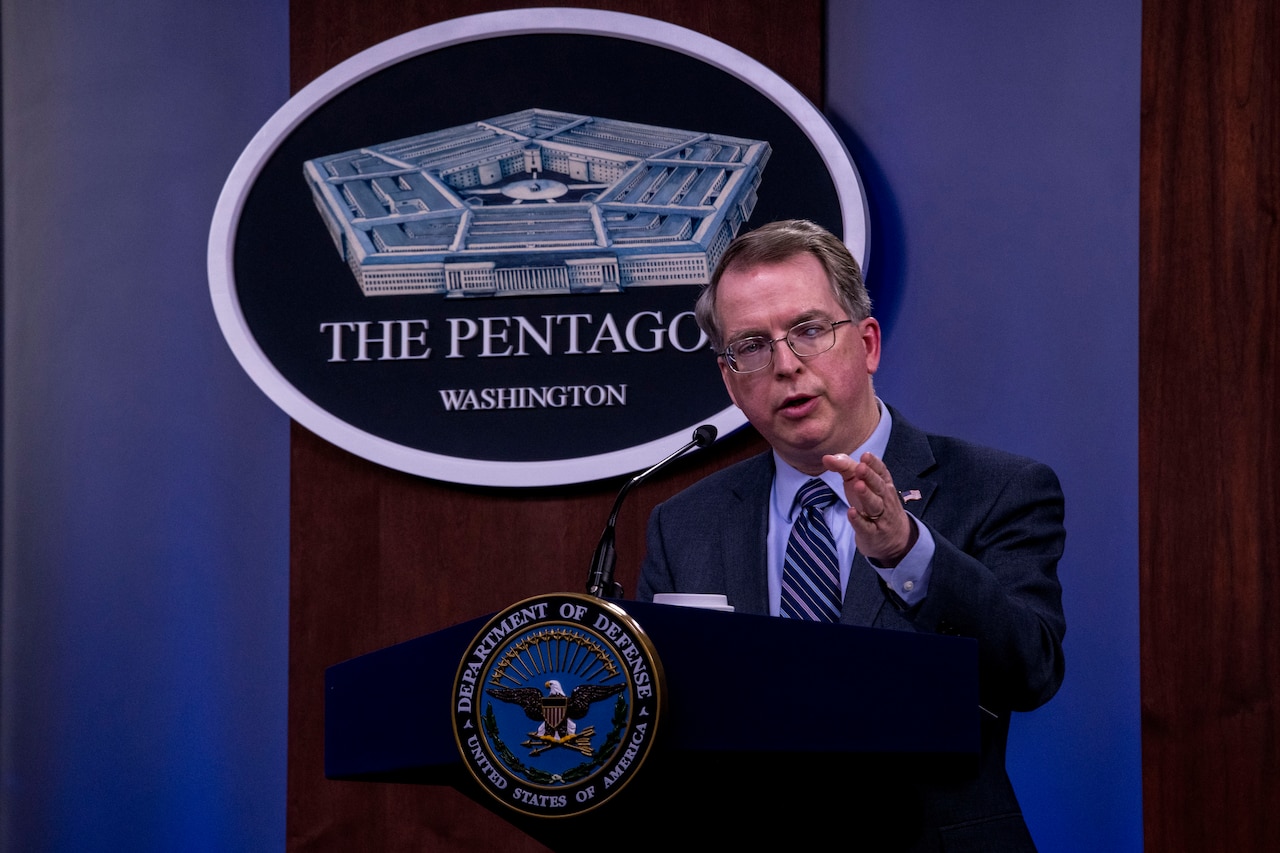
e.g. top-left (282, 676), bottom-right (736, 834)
top-left (717, 318), bottom-right (853, 374)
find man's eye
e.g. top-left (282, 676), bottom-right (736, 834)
top-left (735, 339), bottom-right (767, 356)
top-left (794, 322), bottom-right (824, 340)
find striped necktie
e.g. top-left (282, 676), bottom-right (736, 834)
top-left (780, 478), bottom-right (843, 622)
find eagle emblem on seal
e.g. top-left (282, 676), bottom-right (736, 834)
top-left (487, 679), bottom-right (625, 756)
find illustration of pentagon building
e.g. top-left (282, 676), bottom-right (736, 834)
top-left (303, 109), bottom-right (770, 298)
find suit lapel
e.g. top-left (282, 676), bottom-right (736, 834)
top-left (881, 406), bottom-right (939, 519)
top-left (721, 453), bottom-right (774, 616)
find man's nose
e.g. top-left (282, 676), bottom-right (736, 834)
top-left (772, 339), bottom-right (803, 373)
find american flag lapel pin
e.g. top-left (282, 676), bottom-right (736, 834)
top-left (900, 489), bottom-right (922, 504)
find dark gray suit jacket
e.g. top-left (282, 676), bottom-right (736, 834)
top-left (637, 406), bottom-right (1066, 851)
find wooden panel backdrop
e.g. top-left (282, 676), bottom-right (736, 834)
top-left (1140, 0), bottom-right (1279, 851)
top-left (285, 2), bottom-right (818, 850)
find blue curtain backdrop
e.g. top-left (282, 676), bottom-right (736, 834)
top-left (1, 2), bottom-right (1139, 851)
top-left (826, 4), bottom-right (1141, 851)
top-left (1, 2), bottom-right (291, 851)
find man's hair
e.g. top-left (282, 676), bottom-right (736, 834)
top-left (695, 219), bottom-right (871, 350)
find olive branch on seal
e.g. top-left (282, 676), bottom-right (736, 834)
top-left (483, 695), bottom-right (629, 785)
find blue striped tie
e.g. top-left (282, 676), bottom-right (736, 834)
top-left (781, 479), bottom-right (843, 622)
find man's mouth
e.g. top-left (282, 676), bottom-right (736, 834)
top-left (779, 394), bottom-right (818, 416)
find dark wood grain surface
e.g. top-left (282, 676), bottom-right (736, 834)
top-left (1140, 0), bottom-right (1279, 850)
top-left (286, 2), bottom-right (817, 849)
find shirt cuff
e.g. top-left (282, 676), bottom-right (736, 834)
top-left (870, 517), bottom-right (934, 607)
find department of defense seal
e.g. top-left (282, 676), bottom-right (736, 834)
top-left (452, 593), bottom-right (665, 818)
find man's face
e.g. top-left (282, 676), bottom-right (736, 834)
top-left (715, 252), bottom-right (881, 475)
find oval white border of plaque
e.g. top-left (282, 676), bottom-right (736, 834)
top-left (208, 8), bottom-right (869, 487)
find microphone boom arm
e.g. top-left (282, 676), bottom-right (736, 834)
top-left (585, 425), bottom-right (717, 599)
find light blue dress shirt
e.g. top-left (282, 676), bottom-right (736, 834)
top-left (766, 399), bottom-right (935, 615)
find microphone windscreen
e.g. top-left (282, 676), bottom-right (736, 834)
top-left (693, 424), bottom-right (718, 448)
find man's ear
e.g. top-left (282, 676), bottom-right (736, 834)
top-left (859, 317), bottom-right (882, 374)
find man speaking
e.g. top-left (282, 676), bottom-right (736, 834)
top-left (638, 219), bottom-right (1066, 851)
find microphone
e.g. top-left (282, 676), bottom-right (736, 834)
top-left (585, 424), bottom-right (718, 599)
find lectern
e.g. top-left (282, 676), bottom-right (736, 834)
top-left (326, 599), bottom-right (980, 849)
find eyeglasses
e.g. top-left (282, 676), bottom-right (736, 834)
top-left (717, 318), bottom-right (853, 374)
